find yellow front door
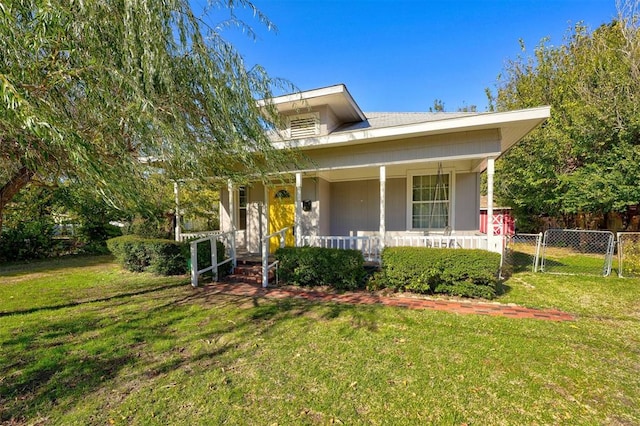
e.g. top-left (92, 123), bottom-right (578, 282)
top-left (269, 185), bottom-right (295, 252)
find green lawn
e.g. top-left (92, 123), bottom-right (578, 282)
top-left (1, 256), bottom-right (639, 425)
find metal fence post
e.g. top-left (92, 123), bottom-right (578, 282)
top-left (534, 232), bottom-right (543, 272)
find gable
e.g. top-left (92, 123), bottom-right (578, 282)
top-left (288, 112), bottom-right (320, 138)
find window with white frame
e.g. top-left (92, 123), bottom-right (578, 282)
top-left (411, 174), bottom-right (450, 229)
top-left (238, 186), bottom-right (247, 230)
top-left (288, 112), bottom-right (320, 138)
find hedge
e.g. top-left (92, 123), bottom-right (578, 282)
top-left (275, 246), bottom-right (366, 290)
top-left (380, 247), bottom-right (501, 299)
top-left (107, 235), bottom-right (229, 277)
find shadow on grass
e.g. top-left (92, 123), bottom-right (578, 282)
top-left (1, 281), bottom-right (380, 423)
top-left (0, 254), bottom-right (115, 277)
top-left (496, 281), bottom-right (512, 297)
top-left (0, 282), bottom-right (185, 317)
top-left (0, 287), bottom-right (241, 423)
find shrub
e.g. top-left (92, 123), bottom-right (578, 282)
top-left (107, 235), bottom-right (152, 272)
top-left (380, 247), bottom-right (501, 299)
top-left (275, 247), bottom-right (366, 290)
top-left (621, 238), bottom-right (640, 277)
top-left (77, 222), bottom-right (122, 255)
top-left (0, 219), bottom-right (56, 262)
top-left (107, 235), bottom-right (230, 277)
top-left (123, 216), bottom-right (170, 239)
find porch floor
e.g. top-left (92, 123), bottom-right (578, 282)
top-left (198, 281), bottom-right (575, 321)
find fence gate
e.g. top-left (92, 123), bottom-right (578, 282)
top-left (540, 229), bottom-right (615, 276)
top-left (617, 232), bottom-right (640, 278)
top-left (503, 233), bottom-right (543, 274)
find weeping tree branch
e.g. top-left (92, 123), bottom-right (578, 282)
top-left (0, 166), bottom-right (35, 232)
top-left (0, 0), bottom-right (301, 236)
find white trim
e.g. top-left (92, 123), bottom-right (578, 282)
top-left (235, 186), bottom-right (247, 231)
top-left (228, 181), bottom-right (235, 232)
top-left (379, 166), bottom-right (386, 249)
top-left (295, 173), bottom-right (302, 247)
top-left (260, 84), bottom-right (350, 106)
top-left (406, 168), bottom-right (456, 231)
top-left (259, 84), bottom-right (367, 122)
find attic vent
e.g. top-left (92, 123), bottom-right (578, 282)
top-left (289, 113), bottom-right (319, 138)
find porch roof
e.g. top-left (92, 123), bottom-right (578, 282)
top-left (273, 106), bottom-right (551, 164)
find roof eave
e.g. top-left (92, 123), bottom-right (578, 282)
top-left (258, 84), bottom-right (367, 123)
top-left (273, 106), bottom-right (551, 151)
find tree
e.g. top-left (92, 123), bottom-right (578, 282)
top-left (429, 99), bottom-right (445, 112)
top-left (487, 2), bottom-right (640, 229)
top-left (0, 0), bottom-right (297, 232)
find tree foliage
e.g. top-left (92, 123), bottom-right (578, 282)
top-left (488, 2), bottom-right (640, 228)
top-left (0, 0), bottom-right (297, 231)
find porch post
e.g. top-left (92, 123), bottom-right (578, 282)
top-left (486, 158), bottom-right (499, 253)
top-left (379, 165), bottom-right (386, 250)
top-left (228, 181), bottom-right (237, 265)
top-left (173, 181), bottom-right (181, 242)
top-left (228, 180), bottom-right (236, 232)
top-left (295, 172), bottom-right (302, 247)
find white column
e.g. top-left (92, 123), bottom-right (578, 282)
top-left (379, 165), bottom-right (386, 250)
top-left (228, 181), bottom-right (237, 264)
top-left (228, 180), bottom-right (235, 231)
top-left (486, 158), bottom-right (499, 253)
top-left (295, 172), bottom-right (302, 247)
top-left (174, 181), bottom-right (181, 242)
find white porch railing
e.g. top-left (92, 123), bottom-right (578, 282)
top-left (188, 231), bottom-right (236, 287)
top-left (300, 235), bottom-right (381, 262)
top-left (390, 234), bottom-right (489, 250)
top-left (178, 230), bottom-right (223, 243)
top-left (261, 227), bottom-right (289, 288)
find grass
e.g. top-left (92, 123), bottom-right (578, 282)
top-left (1, 256), bottom-right (639, 425)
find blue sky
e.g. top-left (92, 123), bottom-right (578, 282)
top-left (194, 0), bottom-right (618, 112)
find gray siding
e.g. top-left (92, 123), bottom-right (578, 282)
top-left (289, 129), bottom-right (501, 172)
top-left (246, 182), bottom-right (266, 253)
top-left (386, 178), bottom-right (406, 231)
top-left (329, 180), bottom-right (380, 235)
top-left (318, 178), bottom-right (331, 235)
top-left (454, 173), bottom-right (479, 231)
top-left (300, 178), bottom-right (319, 237)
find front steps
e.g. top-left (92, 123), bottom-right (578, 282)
top-left (224, 260), bottom-right (276, 285)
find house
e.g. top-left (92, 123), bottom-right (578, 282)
top-left (211, 84), bottom-right (548, 263)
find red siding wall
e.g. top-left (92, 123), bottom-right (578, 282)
top-left (479, 210), bottom-right (515, 235)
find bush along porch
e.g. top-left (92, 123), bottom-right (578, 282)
top-left (107, 235), bottom-right (231, 278)
top-left (273, 246), bottom-right (501, 300)
top-left (378, 247), bottom-right (502, 299)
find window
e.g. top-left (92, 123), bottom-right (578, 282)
top-left (411, 174), bottom-right (449, 229)
top-left (288, 112), bottom-right (320, 138)
top-left (274, 189), bottom-right (291, 199)
top-left (238, 186), bottom-right (247, 230)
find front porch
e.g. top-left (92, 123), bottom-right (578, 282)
top-left (182, 227), bottom-right (498, 287)
top-left (216, 157), bottom-right (506, 259)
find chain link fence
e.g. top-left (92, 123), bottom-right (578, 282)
top-left (540, 229), bottom-right (615, 276)
top-left (502, 233), bottom-right (543, 276)
top-left (617, 232), bottom-right (640, 278)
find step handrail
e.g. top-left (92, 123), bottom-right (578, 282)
top-left (261, 227), bottom-right (289, 287)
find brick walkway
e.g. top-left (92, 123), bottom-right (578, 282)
top-left (203, 282), bottom-right (575, 322)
